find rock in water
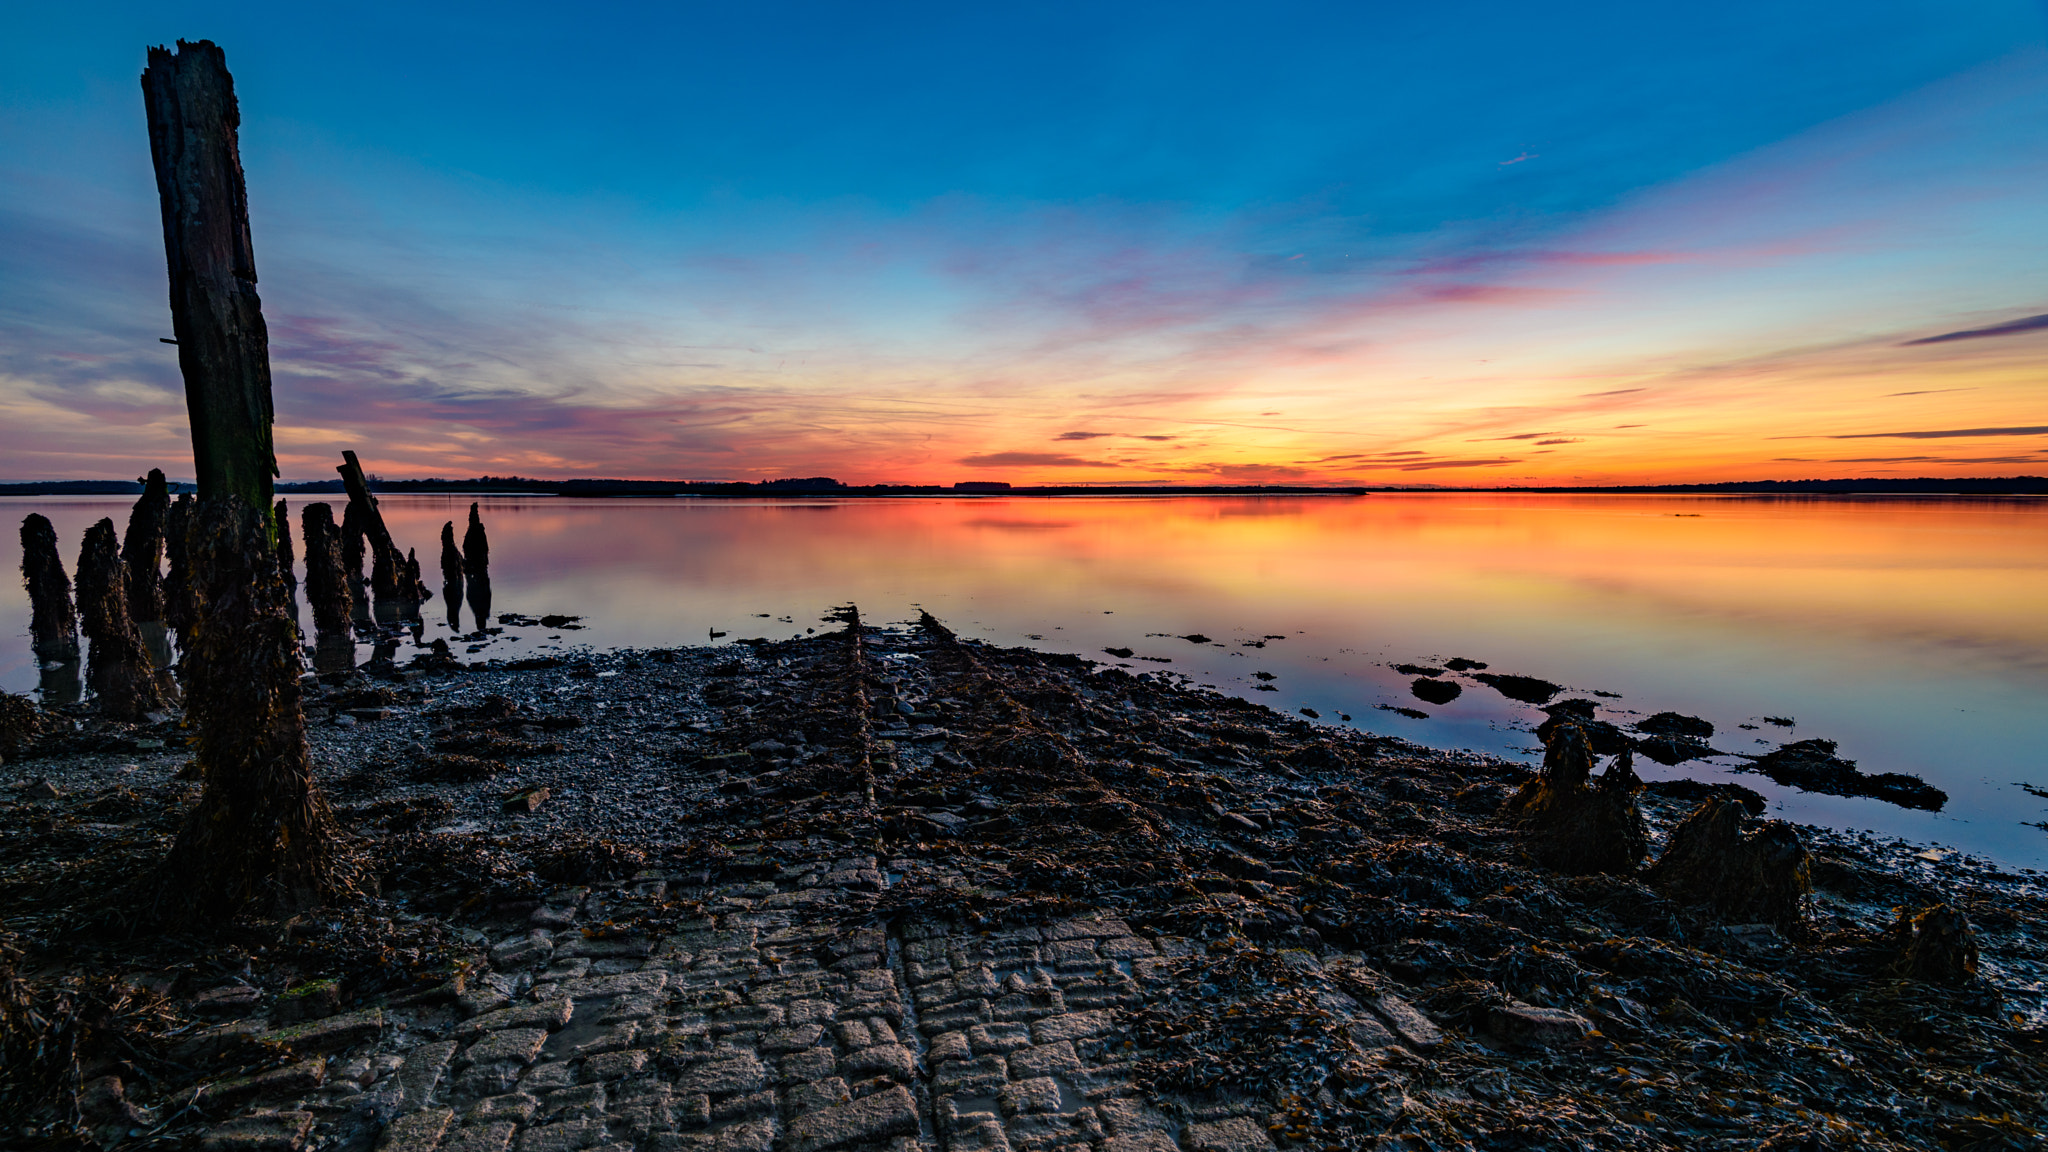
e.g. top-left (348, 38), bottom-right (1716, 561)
top-left (300, 503), bottom-right (355, 636)
top-left (75, 518), bottom-right (172, 720)
top-left (1645, 797), bottom-right (1810, 931)
top-left (1890, 903), bottom-right (1978, 985)
top-left (1410, 677), bottom-right (1461, 706)
top-left (439, 521), bottom-right (465, 624)
top-left (120, 468), bottom-right (170, 624)
top-left (20, 514), bottom-right (80, 663)
top-left (1502, 724), bottom-right (1647, 874)
top-left (275, 498), bottom-right (297, 588)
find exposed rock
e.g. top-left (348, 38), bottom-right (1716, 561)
top-left (1472, 672), bottom-right (1561, 704)
top-left (1740, 738), bottom-right (1946, 810)
top-left (1410, 677), bottom-right (1461, 706)
top-left (1890, 903), bottom-right (1979, 985)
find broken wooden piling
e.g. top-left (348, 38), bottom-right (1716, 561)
top-left (145, 39), bottom-right (354, 914)
top-left (1644, 797), bottom-right (1810, 931)
top-left (19, 514), bottom-right (80, 664)
top-left (76, 519), bottom-right (172, 720)
top-left (121, 468), bottom-right (171, 625)
top-left (274, 498), bottom-right (296, 589)
top-left (462, 501), bottom-right (491, 628)
top-left (299, 502), bottom-right (354, 636)
top-left (439, 521), bottom-right (464, 623)
top-left (1502, 724), bottom-right (1647, 874)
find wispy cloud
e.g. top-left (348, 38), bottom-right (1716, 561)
top-left (957, 451), bottom-right (1110, 468)
top-left (1900, 313), bottom-right (2048, 345)
top-left (1827, 426), bottom-right (2048, 439)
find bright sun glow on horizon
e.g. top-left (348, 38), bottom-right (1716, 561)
top-left (1, 2), bottom-right (2044, 485)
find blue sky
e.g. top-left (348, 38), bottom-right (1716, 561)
top-left (3, 1), bottom-right (2045, 482)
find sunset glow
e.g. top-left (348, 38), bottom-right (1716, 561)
top-left (3, 3), bottom-right (2044, 484)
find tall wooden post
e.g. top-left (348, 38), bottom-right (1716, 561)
top-left (142, 40), bottom-right (278, 527)
top-left (144, 40), bottom-right (355, 915)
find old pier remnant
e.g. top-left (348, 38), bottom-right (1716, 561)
top-left (462, 501), bottom-right (491, 628)
top-left (76, 519), bottom-right (172, 720)
top-left (299, 503), bottom-right (354, 636)
top-left (1644, 796), bottom-right (1810, 931)
top-left (145, 38), bottom-right (354, 912)
top-left (1502, 723), bottom-right (1647, 874)
top-left (439, 520), bottom-right (464, 622)
top-left (335, 450), bottom-right (428, 611)
top-left (274, 497), bottom-right (296, 589)
top-left (1890, 903), bottom-right (1980, 985)
top-left (120, 468), bottom-right (171, 624)
top-left (20, 514), bottom-right (80, 664)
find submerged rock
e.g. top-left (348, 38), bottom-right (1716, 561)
top-left (1741, 738), bottom-right (1946, 810)
top-left (1535, 699), bottom-right (1630, 755)
top-left (1473, 672), bottom-right (1561, 705)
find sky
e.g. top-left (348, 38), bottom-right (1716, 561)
top-left (2, 1), bottom-right (2045, 486)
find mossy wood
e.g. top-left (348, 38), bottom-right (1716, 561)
top-left (141, 41), bottom-right (277, 527)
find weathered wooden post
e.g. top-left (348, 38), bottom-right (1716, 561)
top-left (77, 519), bottom-right (173, 719)
top-left (20, 514), bottom-right (80, 665)
top-left (144, 39), bottom-right (355, 913)
top-left (462, 501), bottom-right (492, 630)
top-left (300, 502), bottom-right (354, 635)
top-left (121, 469), bottom-right (171, 624)
top-left (439, 521), bottom-right (465, 625)
top-left (275, 497), bottom-right (297, 590)
top-left (163, 493), bottom-right (198, 650)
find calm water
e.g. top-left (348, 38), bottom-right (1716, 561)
top-left (7, 492), bottom-right (2046, 867)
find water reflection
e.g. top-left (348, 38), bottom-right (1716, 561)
top-left (4, 492), bottom-right (2046, 865)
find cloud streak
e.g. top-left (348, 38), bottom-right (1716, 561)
top-left (1901, 313), bottom-right (2048, 345)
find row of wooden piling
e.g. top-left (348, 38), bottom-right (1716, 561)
top-left (18, 460), bottom-right (492, 718)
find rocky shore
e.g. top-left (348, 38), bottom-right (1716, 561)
top-left (3, 613), bottom-right (2045, 1151)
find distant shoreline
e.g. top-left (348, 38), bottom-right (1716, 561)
top-left (2, 475), bottom-right (2043, 497)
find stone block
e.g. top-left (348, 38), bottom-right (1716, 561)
top-left (457, 989), bottom-right (512, 1018)
top-left (460, 1000), bottom-right (574, 1037)
top-left (931, 1054), bottom-right (1006, 1095)
top-left (785, 998), bottom-right (836, 1025)
top-left (673, 1054), bottom-right (768, 1096)
top-left (540, 1084), bottom-right (607, 1119)
top-left (1368, 993), bottom-right (1441, 1049)
top-left (1006, 1041), bottom-right (1080, 1079)
top-left (713, 1090), bottom-right (775, 1122)
top-left (570, 1022), bottom-right (639, 1058)
top-left (1031, 1011), bottom-right (1113, 1045)
top-left (377, 1107), bottom-right (453, 1152)
top-left (786, 1077), bottom-right (850, 1114)
top-left (272, 1008), bottom-right (384, 1055)
top-left (998, 1076), bottom-right (1061, 1116)
top-left (463, 1028), bottom-right (548, 1067)
top-left (199, 1112), bottom-right (315, 1152)
top-left (1096, 1097), bottom-right (1175, 1136)
top-left (968, 1021), bottom-right (1033, 1054)
top-left (1043, 917), bottom-right (1129, 940)
top-left (398, 1041), bottom-right (460, 1112)
top-left (518, 1118), bottom-right (605, 1152)
top-left (778, 1047), bottom-right (838, 1082)
top-left (456, 1062), bottom-right (524, 1098)
top-left (1185, 1117), bottom-right (1273, 1152)
top-left (928, 1031), bottom-right (971, 1064)
top-left (468, 1094), bottom-right (538, 1125)
top-left (1098, 937), bottom-right (1157, 960)
top-left (518, 1062), bottom-right (577, 1092)
top-left (582, 1048), bottom-right (649, 1079)
top-left (561, 971), bottom-right (667, 999)
top-left (759, 1023), bottom-right (825, 1053)
top-left (782, 1084), bottom-right (917, 1152)
top-left (1102, 1137), bottom-right (1178, 1152)
top-left (444, 1123), bottom-right (517, 1152)
top-left (1481, 1003), bottom-right (1592, 1048)
top-left (840, 1043), bottom-right (914, 1081)
top-left (712, 1117), bottom-right (776, 1152)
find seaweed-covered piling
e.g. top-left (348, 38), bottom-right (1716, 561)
top-left (20, 514), bottom-right (79, 664)
top-left (163, 494), bottom-right (198, 652)
top-left (339, 498), bottom-right (368, 602)
top-left (274, 498), bottom-right (295, 589)
top-left (1891, 903), bottom-right (1979, 985)
top-left (120, 468), bottom-right (170, 625)
top-left (461, 501), bottom-right (491, 629)
top-left (299, 503), bottom-right (353, 636)
top-left (1502, 724), bottom-right (1647, 873)
top-left (75, 519), bottom-right (172, 720)
top-left (439, 521), bottom-right (464, 624)
top-left (1644, 796), bottom-right (1810, 930)
top-left (167, 497), bottom-right (361, 914)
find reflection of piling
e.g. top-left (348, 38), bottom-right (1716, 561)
top-left (462, 502), bottom-right (491, 630)
top-left (121, 468), bottom-right (171, 625)
top-left (20, 514), bottom-right (80, 664)
top-left (274, 498), bottom-right (296, 589)
top-left (439, 521), bottom-right (465, 624)
top-left (300, 503), bottom-right (354, 635)
top-left (77, 518), bottom-right (172, 720)
top-left (164, 494), bottom-right (199, 651)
